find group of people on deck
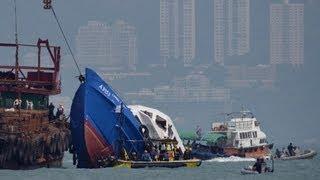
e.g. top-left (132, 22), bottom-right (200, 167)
top-left (13, 98), bottom-right (33, 110)
top-left (48, 102), bottom-right (65, 121)
top-left (11, 99), bottom-right (65, 121)
top-left (121, 141), bottom-right (193, 162)
top-left (140, 142), bottom-right (192, 162)
top-left (275, 142), bottom-right (300, 158)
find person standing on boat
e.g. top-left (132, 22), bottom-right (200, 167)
top-left (161, 143), bottom-right (166, 153)
top-left (13, 98), bottom-right (21, 110)
top-left (48, 102), bottom-right (55, 121)
top-left (196, 125), bottom-right (202, 138)
top-left (275, 148), bottom-right (282, 158)
top-left (287, 143), bottom-right (294, 156)
top-left (56, 104), bottom-right (65, 120)
top-left (29, 100), bottom-right (33, 110)
top-left (150, 147), bottom-right (158, 161)
top-left (141, 150), bottom-right (152, 161)
top-left (174, 147), bottom-right (183, 160)
top-left (183, 147), bottom-right (192, 160)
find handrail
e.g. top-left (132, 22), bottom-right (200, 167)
top-left (0, 42), bottom-right (59, 48)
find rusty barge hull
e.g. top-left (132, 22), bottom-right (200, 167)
top-left (0, 109), bottom-right (70, 169)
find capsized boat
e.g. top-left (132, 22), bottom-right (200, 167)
top-left (116, 159), bottom-right (201, 168)
top-left (129, 105), bottom-right (185, 153)
top-left (70, 68), bottom-right (145, 168)
top-left (277, 149), bottom-right (317, 161)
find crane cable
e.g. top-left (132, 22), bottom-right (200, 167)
top-left (47, 5), bottom-right (85, 82)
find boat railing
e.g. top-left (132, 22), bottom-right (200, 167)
top-left (226, 111), bottom-right (255, 120)
top-left (0, 39), bottom-right (61, 95)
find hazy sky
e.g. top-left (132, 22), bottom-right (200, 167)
top-left (0, 0), bottom-right (320, 147)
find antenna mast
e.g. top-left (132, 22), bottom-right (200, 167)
top-left (13, 0), bottom-right (19, 80)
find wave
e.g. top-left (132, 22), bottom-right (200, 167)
top-left (206, 156), bottom-right (256, 162)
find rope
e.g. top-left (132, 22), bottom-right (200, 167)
top-left (49, 6), bottom-right (83, 80)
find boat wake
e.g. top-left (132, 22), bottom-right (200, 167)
top-left (206, 156), bottom-right (256, 163)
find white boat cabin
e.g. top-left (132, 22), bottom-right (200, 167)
top-left (129, 105), bottom-right (185, 152)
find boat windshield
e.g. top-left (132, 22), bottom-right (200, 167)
top-left (155, 115), bottom-right (166, 130)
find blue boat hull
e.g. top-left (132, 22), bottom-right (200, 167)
top-left (70, 68), bottom-right (145, 168)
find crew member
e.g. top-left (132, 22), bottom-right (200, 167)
top-left (13, 98), bottom-right (19, 109)
top-left (26, 100), bottom-right (34, 110)
top-left (252, 158), bottom-right (262, 173)
top-left (56, 104), bottom-right (65, 120)
top-left (48, 102), bottom-right (55, 121)
top-left (141, 150), bottom-right (152, 161)
top-left (275, 148), bottom-right (282, 158)
top-left (287, 143), bottom-right (294, 156)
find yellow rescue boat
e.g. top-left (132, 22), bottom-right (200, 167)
top-left (116, 159), bottom-right (202, 168)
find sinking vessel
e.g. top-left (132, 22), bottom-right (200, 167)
top-left (0, 39), bottom-right (70, 169)
top-left (129, 105), bottom-right (185, 153)
top-left (70, 68), bottom-right (145, 168)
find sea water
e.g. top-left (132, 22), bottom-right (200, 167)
top-left (1, 151), bottom-right (319, 180)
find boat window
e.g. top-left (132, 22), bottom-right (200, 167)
top-left (142, 111), bottom-right (153, 118)
top-left (155, 115), bottom-right (166, 130)
top-left (254, 121), bottom-right (259, 127)
top-left (240, 122), bottom-right (244, 129)
top-left (228, 122), bottom-right (235, 128)
top-left (259, 139), bottom-right (266, 144)
top-left (240, 133), bottom-right (243, 139)
top-left (235, 140), bottom-right (239, 146)
top-left (253, 131), bottom-right (257, 138)
top-left (248, 132), bottom-right (252, 138)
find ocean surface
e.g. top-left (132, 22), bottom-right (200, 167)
top-left (1, 152), bottom-right (319, 180)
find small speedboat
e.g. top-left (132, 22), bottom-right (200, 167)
top-left (278, 149), bottom-right (317, 160)
top-left (241, 167), bottom-right (259, 175)
top-left (241, 157), bottom-right (274, 175)
top-left (116, 159), bottom-right (202, 168)
top-left (241, 166), bottom-right (274, 175)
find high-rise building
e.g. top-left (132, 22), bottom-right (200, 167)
top-left (182, 0), bottom-right (196, 65)
top-left (76, 21), bottom-right (110, 67)
top-left (111, 20), bottom-right (138, 70)
top-left (76, 20), bottom-right (137, 70)
top-left (270, 0), bottom-right (304, 65)
top-left (160, 0), bottom-right (196, 66)
top-left (213, 0), bottom-right (250, 65)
